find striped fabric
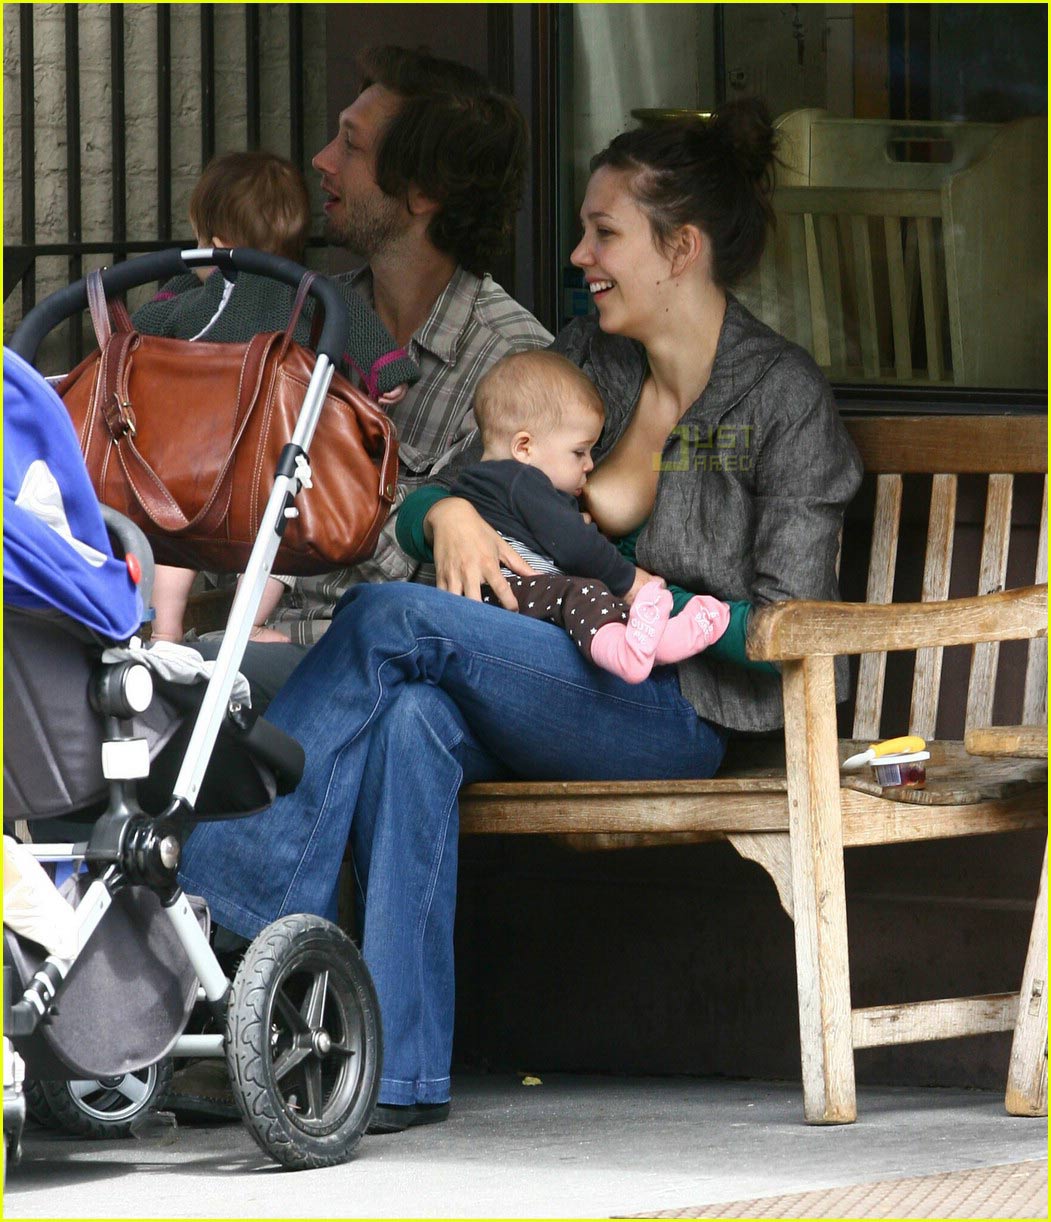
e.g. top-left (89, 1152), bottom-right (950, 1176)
top-left (270, 266), bottom-right (551, 644)
top-left (497, 534), bottom-right (562, 580)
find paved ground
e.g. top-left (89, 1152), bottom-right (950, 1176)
top-left (6, 1073), bottom-right (1047, 1219)
top-left (626, 1160), bottom-right (1048, 1218)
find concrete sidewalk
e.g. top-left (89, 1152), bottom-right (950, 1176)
top-left (5, 1073), bottom-right (1047, 1219)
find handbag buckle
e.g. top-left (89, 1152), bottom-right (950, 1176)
top-left (106, 393), bottom-right (137, 439)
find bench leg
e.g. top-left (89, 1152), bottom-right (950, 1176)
top-left (1006, 839), bottom-right (1048, 1116)
top-left (782, 656), bottom-right (857, 1124)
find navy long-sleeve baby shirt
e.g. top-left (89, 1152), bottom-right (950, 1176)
top-left (449, 460), bottom-right (636, 596)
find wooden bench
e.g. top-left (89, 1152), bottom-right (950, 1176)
top-left (459, 413), bottom-right (1048, 1124)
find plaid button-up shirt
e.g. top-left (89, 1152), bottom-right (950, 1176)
top-left (270, 265), bottom-right (551, 644)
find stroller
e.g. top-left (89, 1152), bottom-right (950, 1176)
top-left (3, 249), bottom-right (386, 1172)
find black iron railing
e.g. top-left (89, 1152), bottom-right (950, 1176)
top-left (5, 4), bottom-right (315, 368)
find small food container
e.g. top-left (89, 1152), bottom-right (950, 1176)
top-left (870, 751), bottom-right (930, 789)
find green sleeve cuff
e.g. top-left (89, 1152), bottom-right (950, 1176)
top-left (395, 485), bottom-right (450, 563)
top-left (668, 584), bottom-right (696, 616)
top-left (614, 528), bottom-right (642, 563)
top-left (612, 530), bottom-right (732, 627)
top-left (706, 602), bottom-right (779, 674)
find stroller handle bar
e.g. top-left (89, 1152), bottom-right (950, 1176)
top-left (8, 247), bottom-right (350, 366)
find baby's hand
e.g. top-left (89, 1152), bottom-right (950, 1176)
top-left (625, 567), bottom-right (663, 605)
top-left (378, 383), bottom-right (408, 407)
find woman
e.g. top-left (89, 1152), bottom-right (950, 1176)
top-left (178, 99), bottom-right (862, 1132)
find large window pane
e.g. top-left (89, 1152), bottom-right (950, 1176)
top-left (559, 4), bottom-right (1047, 393)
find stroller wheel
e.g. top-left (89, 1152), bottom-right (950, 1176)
top-left (4, 1123), bottom-right (22, 1185)
top-left (225, 914), bottom-right (381, 1171)
top-left (38, 1058), bottom-right (174, 1139)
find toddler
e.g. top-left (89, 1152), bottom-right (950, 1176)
top-left (133, 151), bottom-right (418, 642)
top-left (449, 350), bottom-right (730, 683)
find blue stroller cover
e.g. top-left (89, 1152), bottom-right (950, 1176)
top-left (4, 348), bottom-right (143, 639)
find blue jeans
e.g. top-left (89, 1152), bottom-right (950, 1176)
top-left (179, 582), bottom-right (726, 1106)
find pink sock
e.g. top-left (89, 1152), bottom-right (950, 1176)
top-left (590, 580), bottom-right (672, 683)
top-left (653, 596), bottom-right (731, 664)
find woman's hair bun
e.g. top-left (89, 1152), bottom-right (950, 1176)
top-left (709, 97), bottom-right (777, 183)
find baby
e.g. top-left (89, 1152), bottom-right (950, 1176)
top-left (133, 151), bottom-right (417, 643)
top-left (449, 350), bottom-right (730, 683)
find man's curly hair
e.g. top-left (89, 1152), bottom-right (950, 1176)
top-left (358, 45), bottom-right (527, 276)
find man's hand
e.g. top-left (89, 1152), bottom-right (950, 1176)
top-left (426, 497), bottom-right (534, 608)
top-left (624, 566), bottom-right (662, 605)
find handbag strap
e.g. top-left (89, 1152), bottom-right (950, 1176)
top-left (86, 270), bottom-right (113, 347)
top-left (276, 272), bottom-right (317, 363)
top-left (86, 268), bottom-right (136, 345)
top-left (308, 294), bottom-right (324, 352)
top-left (110, 296), bottom-right (135, 332)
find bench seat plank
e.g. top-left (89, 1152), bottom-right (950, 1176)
top-left (841, 741), bottom-right (1046, 805)
top-left (461, 740), bottom-right (1044, 810)
top-left (458, 788), bottom-right (790, 836)
top-left (840, 788), bottom-right (1045, 846)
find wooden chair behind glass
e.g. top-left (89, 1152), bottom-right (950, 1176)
top-left (737, 110), bottom-right (1047, 389)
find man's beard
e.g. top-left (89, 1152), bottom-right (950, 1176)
top-left (324, 191), bottom-right (407, 260)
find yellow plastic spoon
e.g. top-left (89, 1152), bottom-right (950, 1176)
top-left (841, 735), bottom-right (927, 771)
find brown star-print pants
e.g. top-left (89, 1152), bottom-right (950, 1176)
top-left (481, 573), bottom-right (628, 661)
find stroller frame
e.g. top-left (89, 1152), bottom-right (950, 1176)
top-left (4, 248), bottom-right (383, 1171)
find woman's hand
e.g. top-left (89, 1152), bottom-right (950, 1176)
top-left (426, 497), bottom-right (534, 608)
top-left (624, 566), bottom-right (662, 605)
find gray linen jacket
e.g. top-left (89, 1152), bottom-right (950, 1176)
top-left (555, 296), bottom-right (863, 732)
top-left (440, 295), bottom-right (863, 733)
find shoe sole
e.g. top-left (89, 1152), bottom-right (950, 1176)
top-left (366, 1104), bottom-right (449, 1135)
top-left (167, 1094), bottom-right (240, 1121)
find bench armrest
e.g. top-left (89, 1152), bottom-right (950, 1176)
top-left (747, 584), bottom-right (1047, 662)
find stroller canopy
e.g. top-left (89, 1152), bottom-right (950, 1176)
top-left (4, 348), bottom-right (143, 639)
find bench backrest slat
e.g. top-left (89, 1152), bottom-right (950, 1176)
top-left (1022, 476), bottom-right (1048, 726)
top-left (909, 473), bottom-right (958, 739)
top-left (853, 473), bottom-right (903, 740)
top-left (966, 474), bottom-right (1015, 733)
top-left (842, 416), bottom-right (1047, 741)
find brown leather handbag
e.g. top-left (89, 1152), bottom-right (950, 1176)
top-left (57, 271), bottom-right (398, 575)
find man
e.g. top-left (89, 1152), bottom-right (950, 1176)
top-left (261, 45), bottom-right (551, 656)
top-left (170, 45), bottom-right (550, 1123)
